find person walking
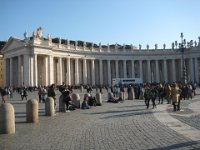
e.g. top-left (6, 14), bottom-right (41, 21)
top-left (144, 85), bottom-right (151, 109)
top-left (62, 85), bottom-right (71, 112)
top-left (171, 83), bottom-right (181, 111)
top-left (38, 85), bottom-right (43, 103)
top-left (165, 84), bottom-right (172, 104)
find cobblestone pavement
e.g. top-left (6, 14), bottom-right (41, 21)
top-left (0, 89), bottom-right (200, 150)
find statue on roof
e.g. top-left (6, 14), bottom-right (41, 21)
top-left (47, 33), bottom-right (52, 41)
top-left (172, 42), bottom-right (175, 49)
top-left (147, 44), bottom-right (149, 50)
top-left (163, 44), bottom-right (166, 49)
top-left (194, 41), bottom-right (197, 47)
top-left (32, 31), bottom-right (37, 38)
top-left (36, 27), bottom-right (43, 39)
top-left (155, 44), bottom-right (157, 50)
top-left (24, 31), bottom-right (28, 40)
top-left (139, 44), bottom-right (142, 50)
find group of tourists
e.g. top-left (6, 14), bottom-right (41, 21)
top-left (120, 82), bottom-right (196, 111)
top-left (0, 81), bottom-right (197, 112)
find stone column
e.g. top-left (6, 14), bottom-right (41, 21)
top-left (131, 60), bottom-right (135, 78)
top-left (33, 54), bottom-right (38, 87)
top-left (194, 57), bottom-right (199, 83)
top-left (18, 56), bottom-right (21, 86)
top-left (163, 59), bottom-right (168, 82)
top-left (48, 55), bottom-right (54, 85)
top-left (91, 59), bottom-right (95, 86)
top-left (23, 55), bottom-right (30, 86)
top-left (172, 59), bottom-right (176, 82)
top-left (99, 59), bottom-right (103, 85)
top-left (75, 58), bottom-right (79, 85)
top-left (107, 60), bottom-right (111, 86)
top-left (190, 58), bottom-right (194, 82)
top-left (9, 57), bottom-right (13, 87)
top-left (30, 56), bottom-right (34, 86)
top-left (115, 60), bottom-right (119, 78)
top-left (147, 60), bottom-right (151, 82)
top-left (123, 60), bottom-right (127, 78)
top-left (139, 60), bottom-right (143, 79)
top-left (4, 58), bottom-right (7, 87)
top-left (67, 57), bottom-right (71, 85)
top-left (83, 59), bottom-right (87, 85)
top-left (180, 58), bottom-right (183, 80)
top-left (44, 56), bottom-right (48, 86)
top-left (155, 60), bottom-right (160, 83)
top-left (58, 58), bottom-right (63, 85)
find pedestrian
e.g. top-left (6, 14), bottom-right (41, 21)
top-left (62, 85), bottom-right (71, 112)
top-left (21, 88), bottom-right (28, 100)
top-left (144, 85), bottom-right (151, 109)
top-left (0, 88), bottom-right (7, 103)
top-left (42, 86), bottom-right (48, 102)
top-left (151, 86), bottom-right (157, 109)
top-left (171, 83), bottom-right (181, 111)
top-left (165, 84), bottom-right (172, 104)
top-left (48, 84), bottom-right (56, 108)
top-left (38, 85), bottom-right (43, 103)
top-left (158, 83), bottom-right (164, 104)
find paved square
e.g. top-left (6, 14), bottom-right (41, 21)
top-left (1, 89), bottom-right (200, 150)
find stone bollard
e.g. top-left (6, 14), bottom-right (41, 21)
top-left (71, 93), bottom-right (81, 108)
top-left (45, 97), bottom-right (55, 116)
top-left (59, 95), bottom-right (66, 112)
top-left (26, 99), bottom-right (38, 123)
top-left (96, 92), bottom-right (102, 106)
top-left (128, 91), bottom-right (134, 100)
top-left (0, 103), bottom-right (15, 134)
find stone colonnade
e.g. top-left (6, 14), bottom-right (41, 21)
top-left (4, 54), bottom-right (200, 87)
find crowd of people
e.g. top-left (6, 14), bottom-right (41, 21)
top-left (0, 81), bottom-right (197, 112)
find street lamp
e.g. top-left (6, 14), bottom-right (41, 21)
top-left (179, 32), bottom-right (187, 85)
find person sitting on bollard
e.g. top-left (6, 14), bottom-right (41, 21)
top-left (62, 85), bottom-right (71, 112)
top-left (81, 96), bottom-right (90, 109)
top-left (88, 95), bottom-right (97, 106)
top-left (107, 92), bottom-right (120, 103)
top-left (48, 84), bottom-right (56, 108)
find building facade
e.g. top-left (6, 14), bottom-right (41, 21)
top-left (2, 28), bottom-right (200, 87)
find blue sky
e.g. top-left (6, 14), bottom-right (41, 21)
top-left (0, 0), bottom-right (200, 49)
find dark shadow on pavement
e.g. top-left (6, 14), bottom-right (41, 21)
top-left (84, 108), bottom-right (148, 115)
top-left (100, 111), bottom-right (153, 119)
top-left (117, 104), bottom-right (145, 108)
top-left (149, 140), bottom-right (200, 150)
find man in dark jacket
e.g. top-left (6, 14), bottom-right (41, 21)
top-left (48, 84), bottom-right (56, 108)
